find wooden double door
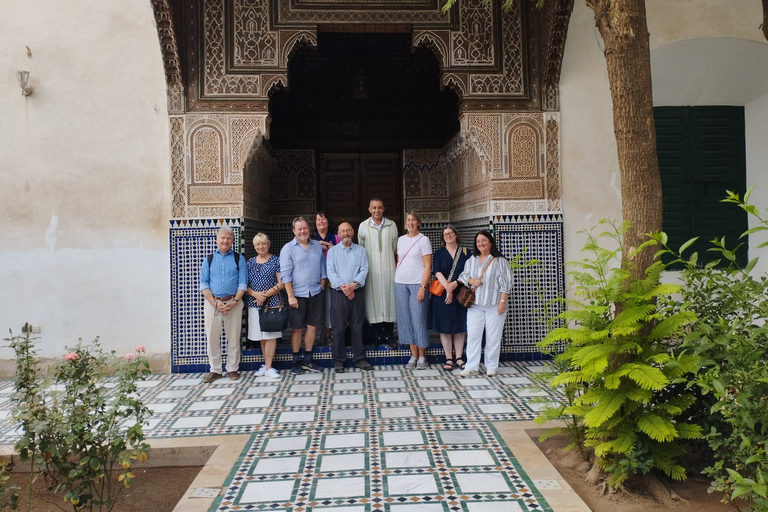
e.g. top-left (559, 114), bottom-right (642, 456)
top-left (318, 153), bottom-right (402, 231)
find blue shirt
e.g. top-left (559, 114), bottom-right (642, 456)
top-left (199, 248), bottom-right (247, 298)
top-left (326, 242), bottom-right (369, 290)
top-left (279, 238), bottom-right (327, 298)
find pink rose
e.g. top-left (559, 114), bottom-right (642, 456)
top-left (134, 345), bottom-right (146, 353)
top-left (123, 353), bottom-right (136, 361)
top-left (64, 352), bottom-right (79, 361)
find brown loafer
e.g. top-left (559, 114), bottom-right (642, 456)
top-left (203, 372), bottom-right (222, 383)
top-left (228, 371), bottom-right (240, 381)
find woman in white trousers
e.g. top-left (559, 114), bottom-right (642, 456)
top-left (457, 230), bottom-right (512, 377)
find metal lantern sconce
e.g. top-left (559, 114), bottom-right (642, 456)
top-left (17, 70), bottom-right (33, 96)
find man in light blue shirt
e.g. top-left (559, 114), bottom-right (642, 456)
top-left (280, 217), bottom-right (327, 374)
top-left (200, 226), bottom-right (247, 383)
top-left (326, 222), bottom-right (372, 373)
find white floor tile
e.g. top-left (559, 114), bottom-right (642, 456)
top-left (329, 408), bottom-right (366, 420)
top-left (324, 433), bottom-right (366, 449)
top-left (467, 389), bottom-right (503, 398)
top-left (284, 396), bottom-right (319, 406)
top-left (455, 472), bottom-right (511, 493)
top-left (314, 476), bottom-right (366, 499)
top-left (312, 507), bottom-right (366, 512)
top-left (240, 480), bottom-right (295, 503)
top-left (416, 379), bottom-right (447, 388)
top-left (170, 416), bottom-right (213, 429)
top-left (379, 406), bottom-right (417, 418)
top-left (445, 449), bottom-right (496, 466)
top-left (156, 389), bottom-right (191, 399)
top-left (290, 384), bottom-right (320, 392)
top-left (142, 418), bottom-right (162, 431)
top-left (225, 413), bottom-right (264, 426)
top-left (459, 378), bottom-right (490, 387)
top-left (383, 430), bottom-right (425, 446)
top-left (253, 456), bottom-right (302, 474)
top-left (332, 394), bottom-right (364, 404)
top-left (245, 385), bottom-right (278, 394)
top-left (414, 369), bottom-right (440, 376)
top-left (320, 453), bottom-right (366, 471)
top-left (389, 504), bottom-right (445, 512)
top-left (333, 382), bottom-right (363, 390)
top-left (387, 474), bottom-right (438, 495)
top-left (375, 380), bottom-right (405, 389)
top-left (201, 387), bottom-right (235, 397)
top-left (373, 370), bottom-right (402, 378)
top-left (294, 373), bottom-right (323, 382)
top-left (479, 403), bottom-right (517, 414)
top-left (500, 377), bottom-right (532, 385)
top-left (467, 501), bottom-right (523, 512)
top-left (146, 402), bottom-right (177, 413)
top-left (136, 380), bottom-right (162, 388)
top-left (385, 450), bottom-right (430, 468)
top-left (236, 397), bottom-right (273, 408)
top-left (265, 435), bottom-right (310, 452)
top-left (438, 430), bottom-right (483, 444)
top-left (378, 392), bottom-right (412, 402)
top-left (428, 405), bottom-right (467, 416)
top-left (278, 411), bottom-right (317, 423)
top-left (421, 391), bottom-right (457, 400)
top-left (169, 378), bottom-right (200, 386)
top-left (187, 400), bottom-right (226, 411)
top-left (516, 387), bottom-right (548, 397)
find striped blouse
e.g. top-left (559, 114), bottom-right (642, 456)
top-left (458, 255), bottom-right (512, 307)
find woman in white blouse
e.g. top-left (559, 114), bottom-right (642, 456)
top-left (457, 230), bottom-right (512, 377)
top-left (394, 212), bottom-right (433, 370)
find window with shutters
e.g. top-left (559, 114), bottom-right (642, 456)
top-left (654, 106), bottom-right (747, 267)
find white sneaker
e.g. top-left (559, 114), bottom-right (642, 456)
top-left (486, 369), bottom-right (497, 377)
top-left (405, 356), bottom-right (417, 369)
top-left (255, 365), bottom-right (266, 377)
top-left (416, 357), bottom-right (428, 370)
top-left (459, 368), bottom-right (478, 377)
top-left (264, 367), bottom-right (280, 379)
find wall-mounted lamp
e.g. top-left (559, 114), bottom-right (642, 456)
top-left (16, 70), bottom-right (33, 96)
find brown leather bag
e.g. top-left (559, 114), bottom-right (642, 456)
top-left (457, 256), bottom-right (495, 307)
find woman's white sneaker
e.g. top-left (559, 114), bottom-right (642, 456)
top-left (264, 367), bottom-right (280, 379)
top-left (255, 365), bottom-right (266, 377)
top-left (459, 368), bottom-right (478, 377)
top-left (405, 356), bottom-right (417, 369)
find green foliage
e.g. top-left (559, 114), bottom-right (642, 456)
top-left (5, 333), bottom-right (152, 512)
top-left (537, 219), bottom-right (702, 488)
top-left (656, 187), bottom-right (768, 511)
top-left (0, 461), bottom-right (18, 511)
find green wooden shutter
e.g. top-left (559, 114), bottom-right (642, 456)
top-left (654, 106), bottom-right (747, 267)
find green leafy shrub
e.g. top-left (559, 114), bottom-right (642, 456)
top-left (537, 219), bottom-right (702, 489)
top-left (6, 333), bottom-right (152, 512)
top-left (658, 188), bottom-right (768, 511)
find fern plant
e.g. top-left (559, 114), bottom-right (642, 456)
top-left (538, 219), bottom-right (702, 488)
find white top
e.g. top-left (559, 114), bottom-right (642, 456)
top-left (458, 255), bottom-right (512, 306)
top-left (394, 234), bottom-right (432, 284)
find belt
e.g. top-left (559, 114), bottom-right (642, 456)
top-left (214, 295), bottom-right (235, 301)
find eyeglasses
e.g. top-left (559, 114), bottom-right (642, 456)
top-left (444, 232), bottom-right (455, 237)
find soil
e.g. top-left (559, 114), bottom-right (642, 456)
top-left (531, 432), bottom-right (738, 512)
top-left (7, 466), bottom-right (202, 512)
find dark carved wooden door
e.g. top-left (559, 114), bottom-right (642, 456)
top-left (318, 153), bottom-right (402, 230)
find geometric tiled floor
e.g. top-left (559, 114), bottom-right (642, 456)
top-left (0, 362), bottom-right (559, 512)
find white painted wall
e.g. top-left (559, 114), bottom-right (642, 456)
top-left (0, 1), bottom-right (171, 366)
top-left (560, 0), bottom-right (768, 283)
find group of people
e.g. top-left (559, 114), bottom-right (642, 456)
top-left (199, 198), bottom-right (512, 383)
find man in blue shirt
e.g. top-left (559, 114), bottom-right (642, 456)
top-left (200, 226), bottom-right (247, 383)
top-left (326, 222), bottom-right (372, 373)
top-left (280, 216), bottom-right (327, 374)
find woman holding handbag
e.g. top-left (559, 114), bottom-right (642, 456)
top-left (246, 233), bottom-right (285, 379)
top-left (457, 230), bottom-right (512, 377)
top-left (429, 225), bottom-right (470, 371)
top-left (395, 212), bottom-right (433, 370)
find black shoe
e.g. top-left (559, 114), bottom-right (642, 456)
top-left (354, 360), bottom-right (373, 371)
top-left (302, 360), bottom-right (322, 373)
top-left (291, 360), bottom-right (303, 375)
top-left (334, 362), bottom-right (345, 374)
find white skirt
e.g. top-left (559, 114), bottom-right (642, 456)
top-left (247, 307), bottom-right (283, 341)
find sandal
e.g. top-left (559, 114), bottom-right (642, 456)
top-left (455, 359), bottom-right (466, 370)
top-left (443, 359), bottom-right (454, 371)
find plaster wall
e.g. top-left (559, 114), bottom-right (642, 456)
top-left (560, 0), bottom-right (767, 285)
top-left (745, 92), bottom-right (768, 273)
top-left (0, 1), bottom-right (171, 367)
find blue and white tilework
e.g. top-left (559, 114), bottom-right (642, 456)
top-left (0, 362), bottom-right (561, 512)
